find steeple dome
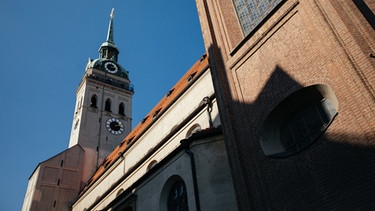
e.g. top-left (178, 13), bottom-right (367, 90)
top-left (87, 8), bottom-right (129, 80)
top-left (99, 8), bottom-right (119, 62)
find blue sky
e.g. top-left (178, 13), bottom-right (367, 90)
top-left (0, 1), bottom-right (204, 210)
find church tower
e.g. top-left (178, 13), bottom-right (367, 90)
top-left (22, 9), bottom-right (134, 211)
top-left (68, 8), bottom-right (134, 182)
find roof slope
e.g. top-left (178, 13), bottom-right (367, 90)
top-left (81, 53), bottom-right (209, 192)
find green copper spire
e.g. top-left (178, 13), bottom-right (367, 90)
top-left (106, 8), bottom-right (115, 44)
top-left (99, 8), bottom-right (119, 62)
top-left (88, 8), bottom-right (129, 80)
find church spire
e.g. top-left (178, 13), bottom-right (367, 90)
top-left (106, 8), bottom-right (115, 44)
top-left (99, 8), bottom-right (119, 62)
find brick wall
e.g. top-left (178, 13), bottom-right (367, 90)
top-left (197, 0), bottom-right (375, 209)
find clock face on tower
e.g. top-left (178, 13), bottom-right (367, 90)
top-left (104, 61), bottom-right (118, 74)
top-left (105, 118), bottom-right (124, 135)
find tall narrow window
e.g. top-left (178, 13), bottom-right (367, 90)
top-left (76, 99), bottom-right (80, 111)
top-left (232, 0), bottom-right (282, 36)
top-left (105, 99), bottom-right (112, 112)
top-left (119, 103), bottom-right (125, 116)
top-left (167, 180), bottom-right (188, 211)
top-left (101, 49), bottom-right (107, 58)
top-left (90, 95), bottom-right (98, 108)
top-left (79, 97), bottom-right (83, 109)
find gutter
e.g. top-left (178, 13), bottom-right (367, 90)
top-left (181, 139), bottom-right (201, 211)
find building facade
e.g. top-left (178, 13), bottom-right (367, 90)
top-left (23, 9), bottom-right (238, 211)
top-left (196, 0), bottom-right (375, 209)
top-left (23, 1), bottom-right (375, 210)
top-left (22, 145), bottom-right (84, 211)
top-left (71, 55), bottom-right (237, 211)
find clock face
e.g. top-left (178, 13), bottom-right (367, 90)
top-left (104, 61), bottom-right (118, 74)
top-left (105, 118), bottom-right (124, 135)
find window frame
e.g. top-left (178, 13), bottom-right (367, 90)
top-left (105, 98), bottom-right (112, 112)
top-left (90, 94), bottom-right (98, 108)
top-left (167, 180), bottom-right (188, 211)
top-left (261, 84), bottom-right (338, 157)
top-left (119, 102), bottom-right (125, 116)
top-left (232, 0), bottom-right (284, 36)
top-left (160, 175), bottom-right (189, 211)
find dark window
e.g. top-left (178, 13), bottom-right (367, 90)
top-left (167, 88), bottom-right (175, 97)
top-left (279, 99), bottom-right (337, 152)
top-left (153, 108), bottom-right (161, 119)
top-left (261, 85), bottom-right (338, 157)
top-left (232, 0), bottom-right (282, 36)
top-left (105, 99), bottom-right (111, 112)
top-left (90, 95), bottom-right (98, 108)
top-left (187, 72), bottom-right (196, 83)
top-left (101, 49), bottom-right (107, 58)
top-left (167, 180), bottom-right (188, 211)
top-left (141, 116), bottom-right (149, 124)
top-left (119, 103), bottom-right (125, 116)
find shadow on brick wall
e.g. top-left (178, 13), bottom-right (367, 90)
top-left (208, 45), bottom-right (375, 209)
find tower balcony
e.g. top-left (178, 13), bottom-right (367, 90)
top-left (86, 73), bottom-right (134, 92)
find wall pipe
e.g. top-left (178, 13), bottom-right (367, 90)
top-left (181, 139), bottom-right (201, 211)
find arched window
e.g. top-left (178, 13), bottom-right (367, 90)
top-left (147, 160), bottom-right (158, 171)
top-left (105, 98), bottom-right (111, 112)
top-left (119, 103), bottom-right (125, 116)
top-left (116, 188), bottom-right (124, 196)
top-left (185, 124), bottom-right (201, 138)
top-left (167, 180), bottom-right (188, 211)
top-left (90, 95), bottom-right (97, 108)
top-left (160, 175), bottom-right (189, 211)
top-left (261, 84), bottom-right (338, 157)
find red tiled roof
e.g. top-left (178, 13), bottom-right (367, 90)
top-left (81, 54), bottom-right (209, 192)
